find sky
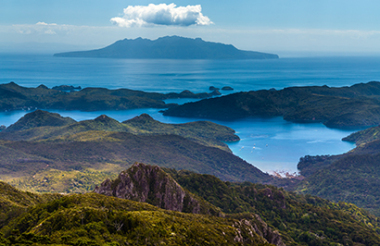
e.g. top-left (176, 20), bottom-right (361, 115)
top-left (1, 0), bottom-right (380, 56)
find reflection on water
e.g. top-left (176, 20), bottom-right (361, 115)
top-left (0, 109), bottom-right (357, 173)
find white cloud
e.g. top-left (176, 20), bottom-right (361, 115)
top-left (36, 22), bottom-right (57, 26)
top-left (111, 3), bottom-right (213, 28)
top-left (12, 22), bottom-right (64, 35)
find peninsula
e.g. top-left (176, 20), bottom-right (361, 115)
top-left (163, 81), bottom-right (380, 128)
top-left (0, 82), bottom-right (215, 112)
top-left (54, 36), bottom-right (279, 60)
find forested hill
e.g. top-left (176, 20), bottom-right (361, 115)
top-left (1, 164), bottom-right (380, 245)
top-left (296, 126), bottom-right (380, 216)
top-left (54, 36), bottom-right (279, 60)
top-left (163, 81), bottom-right (380, 128)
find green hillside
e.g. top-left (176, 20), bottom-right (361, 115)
top-left (0, 111), bottom-right (269, 193)
top-left (1, 165), bottom-right (380, 245)
top-left (0, 181), bottom-right (61, 228)
top-left (3, 109), bottom-right (76, 133)
top-left (295, 120), bottom-right (380, 216)
top-left (343, 124), bottom-right (380, 145)
top-left (164, 168), bottom-right (380, 245)
top-left (0, 111), bottom-right (238, 152)
top-left (296, 139), bottom-right (380, 216)
top-left (1, 193), bottom-right (272, 246)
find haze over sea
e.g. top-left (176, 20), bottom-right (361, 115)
top-left (2, 54), bottom-right (380, 173)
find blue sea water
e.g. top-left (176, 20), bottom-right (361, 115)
top-left (2, 54), bottom-right (380, 93)
top-left (1, 54), bottom-right (377, 173)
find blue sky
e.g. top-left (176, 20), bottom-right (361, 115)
top-left (1, 0), bottom-right (380, 56)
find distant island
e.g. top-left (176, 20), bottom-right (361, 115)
top-left (54, 36), bottom-right (279, 60)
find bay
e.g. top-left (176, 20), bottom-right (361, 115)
top-left (0, 53), bottom-right (374, 173)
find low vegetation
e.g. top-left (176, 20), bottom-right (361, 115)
top-left (1, 192), bottom-right (272, 246)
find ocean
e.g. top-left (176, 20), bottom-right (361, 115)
top-left (1, 54), bottom-right (377, 173)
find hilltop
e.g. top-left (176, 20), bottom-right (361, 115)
top-left (3, 109), bottom-right (76, 133)
top-left (54, 36), bottom-right (279, 60)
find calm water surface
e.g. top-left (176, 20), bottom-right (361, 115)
top-left (2, 54), bottom-right (380, 93)
top-left (0, 54), bottom-right (374, 173)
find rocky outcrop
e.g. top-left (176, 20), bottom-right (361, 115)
top-left (233, 216), bottom-right (285, 246)
top-left (95, 163), bottom-right (223, 216)
top-left (251, 214), bottom-right (286, 246)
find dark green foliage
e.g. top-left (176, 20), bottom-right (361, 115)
top-left (0, 181), bottom-right (61, 229)
top-left (297, 155), bottom-right (340, 177)
top-left (2, 167), bottom-right (380, 245)
top-left (166, 169), bottom-right (380, 245)
top-left (296, 132), bottom-right (380, 216)
top-left (1, 193), bottom-right (271, 245)
top-left (298, 151), bottom-right (380, 216)
top-left (164, 81), bottom-right (380, 128)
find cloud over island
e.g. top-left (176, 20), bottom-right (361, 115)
top-left (111, 3), bottom-right (213, 28)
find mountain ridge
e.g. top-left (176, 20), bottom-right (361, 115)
top-left (54, 36), bottom-right (279, 60)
